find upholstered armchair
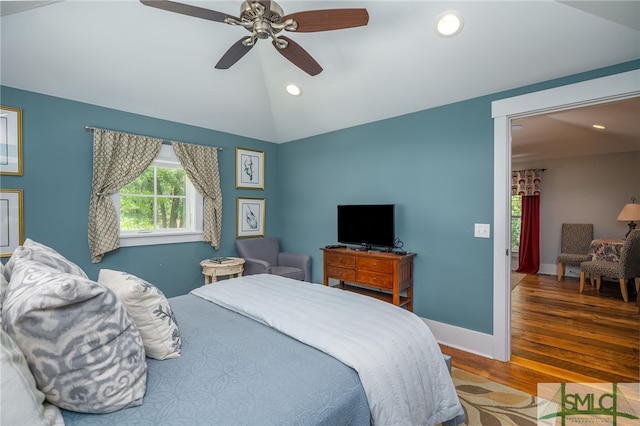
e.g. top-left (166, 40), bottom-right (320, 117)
top-left (556, 223), bottom-right (594, 281)
top-left (235, 237), bottom-right (311, 282)
top-left (579, 229), bottom-right (640, 302)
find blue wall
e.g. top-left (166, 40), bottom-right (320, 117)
top-left (2, 59), bottom-right (638, 333)
top-left (278, 60), bottom-right (640, 333)
top-left (0, 87), bottom-right (278, 297)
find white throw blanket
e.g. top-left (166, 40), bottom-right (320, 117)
top-left (191, 274), bottom-right (463, 426)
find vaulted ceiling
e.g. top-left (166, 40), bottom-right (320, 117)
top-left (1, 1), bottom-right (639, 159)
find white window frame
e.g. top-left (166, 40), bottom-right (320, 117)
top-left (112, 144), bottom-right (204, 247)
top-left (510, 194), bottom-right (521, 254)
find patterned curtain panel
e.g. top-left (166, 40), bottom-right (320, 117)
top-left (511, 169), bottom-right (543, 196)
top-left (88, 129), bottom-right (162, 263)
top-left (172, 142), bottom-right (223, 250)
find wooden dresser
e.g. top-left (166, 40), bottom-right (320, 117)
top-left (321, 247), bottom-right (416, 311)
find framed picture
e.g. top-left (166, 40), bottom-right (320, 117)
top-left (1, 189), bottom-right (24, 257)
top-left (236, 197), bottom-right (265, 238)
top-left (236, 147), bottom-right (264, 189)
top-left (0, 106), bottom-right (23, 176)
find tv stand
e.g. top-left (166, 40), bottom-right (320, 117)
top-left (321, 247), bottom-right (416, 311)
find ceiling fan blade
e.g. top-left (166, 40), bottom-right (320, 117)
top-left (215, 39), bottom-right (254, 70)
top-left (273, 36), bottom-right (322, 76)
top-left (283, 9), bottom-right (369, 32)
top-left (139, 0), bottom-right (238, 23)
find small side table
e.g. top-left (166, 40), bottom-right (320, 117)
top-left (200, 257), bottom-right (245, 284)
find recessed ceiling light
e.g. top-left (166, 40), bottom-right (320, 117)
top-left (286, 83), bottom-right (302, 96)
top-left (435, 11), bottom-right (464, 37)
top-left (592, 124), bottom-right (606, 130)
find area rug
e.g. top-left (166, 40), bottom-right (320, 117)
top-left (451, 368), bottom-right (538, 426)
top-left (511, 272), bottom-right (526, 291)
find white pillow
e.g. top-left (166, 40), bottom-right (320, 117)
top-left (98, 269), bottom-right (182, 360)
top-left (1, 328), bottom-right (64, 426)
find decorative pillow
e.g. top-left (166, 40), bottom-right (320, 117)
top-left (2, 260), bottom-right (147, 414)
top-left (3, 238), bottom-right (88, 282)
top-left (98, 269), bottom-right (181, 360)
top-left (0, 263), bottom-right (8, 327)
top-left (1, 328), bottom-right (64, 426)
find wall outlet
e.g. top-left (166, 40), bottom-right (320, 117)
top-left (474, 223), bottom-right (491, 238)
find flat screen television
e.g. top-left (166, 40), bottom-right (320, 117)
top-left (337, 204), bottom-right (395, 249)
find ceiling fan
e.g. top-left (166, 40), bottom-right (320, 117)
top-left (139, 0), bottom-right (369, 76)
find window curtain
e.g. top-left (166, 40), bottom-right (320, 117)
top-left (88, 129), bottom-right (162, 263)
top-left (513, 169), bottom-right (543, 274)
top-left (171, 142), bottom-right (223, 250)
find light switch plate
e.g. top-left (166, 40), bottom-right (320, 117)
top-left (474, 223), bottom-right (490, 238)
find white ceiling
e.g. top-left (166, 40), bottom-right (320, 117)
top-left (1, 1), bottom-right (639, 159)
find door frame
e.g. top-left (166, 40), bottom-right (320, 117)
top-left (490, 69), bottom-right (640, 361)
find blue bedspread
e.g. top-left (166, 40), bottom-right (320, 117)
top-left (62, 294), bottom-right (370, 425)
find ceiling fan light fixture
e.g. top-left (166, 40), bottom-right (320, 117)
top-left (286, 83), bottom-right (302, 96)
top-left (436, 11), bottom-right (463, 37)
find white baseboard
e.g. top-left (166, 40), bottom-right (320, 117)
top-left (423, 317), bottom-right (495, 360)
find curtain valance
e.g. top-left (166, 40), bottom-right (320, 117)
top-left (511, 169), bottom-right (544, 196)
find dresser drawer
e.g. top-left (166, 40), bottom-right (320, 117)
top-left (326, 252), bottom-right (356, 268)
top-left (357, 257), bottom-right (394, 274)
top-left (326, 265), bottom-right (356, 282)
top-left (356, 270), bottom-right (393, 289)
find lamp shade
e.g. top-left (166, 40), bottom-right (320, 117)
top-left (617, 202), bottom-right (640, 221)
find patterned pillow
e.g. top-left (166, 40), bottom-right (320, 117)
top-left (1, 328), bottom-right (64, 426)
top-left (98, 269), bottom-right (181, 360)
top-left (2, 260), bottom-right (147, 413)
top-left (0, 264), bottom-right (8, 327)
top-left (3, 238), bottom-right (88, 282)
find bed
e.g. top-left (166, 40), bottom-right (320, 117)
top-left (1, 240), bottom-right (464, 426)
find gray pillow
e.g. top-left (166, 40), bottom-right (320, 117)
top-left (2, 260), bottom-right (147, 413)
top-left (3, 238), bottom-right (88, 282)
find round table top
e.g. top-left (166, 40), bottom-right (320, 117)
top-left (200, 257), bottom-right (245, 267)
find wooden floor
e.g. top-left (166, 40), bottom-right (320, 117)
top-left (440, 273), bottom-right (639, 395)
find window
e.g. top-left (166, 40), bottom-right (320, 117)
top-left (112, 145), bottom-right (203, 247)
top-left (511, 194), bottom-right (522, 252)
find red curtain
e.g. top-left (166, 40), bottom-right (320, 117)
top-left (517, 195), bottom-right (540, 274)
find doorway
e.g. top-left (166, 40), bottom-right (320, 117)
top-left (491, 69), bottom-right (640, 361)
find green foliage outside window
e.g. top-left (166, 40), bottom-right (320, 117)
top-left (120, 166), bottom-right (187, 231)
top-left (511, 195), bottom-right (522, 252)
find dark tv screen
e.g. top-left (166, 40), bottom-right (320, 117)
top-left (337, 204), bottom-right (395, 248)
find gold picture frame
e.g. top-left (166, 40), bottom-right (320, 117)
top-left (1, 189), bottom-right (24, 257)
top-left (0, 106), bottom-right (23, 176)
top-left (235, 147), bottom-right (264, 189)
top-left (236, 197), bottom-right (265, 238)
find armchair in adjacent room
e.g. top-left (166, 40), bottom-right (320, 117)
top-left (579, 229), bottom-right (640, 303)
top-left (556, 223), bottom-right (594, 281)
top-left (235, 237), bottom-right (311, 282)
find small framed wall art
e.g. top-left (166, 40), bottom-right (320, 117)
top-left (237, 197), bottom-right (265, 238)
top-left (0, 106), bottom-right (23, 176)
top-left (236, 147), bottom-right (264, 189)
top-left (1, 189), bottom-right (24, 257)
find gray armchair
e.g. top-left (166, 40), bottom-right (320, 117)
top-left (579, 229), bottom-right (640, 302)
top-left (556, 223), bottom-right (594, 281)
top-left (235, 237), bottom-right (311, 282)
